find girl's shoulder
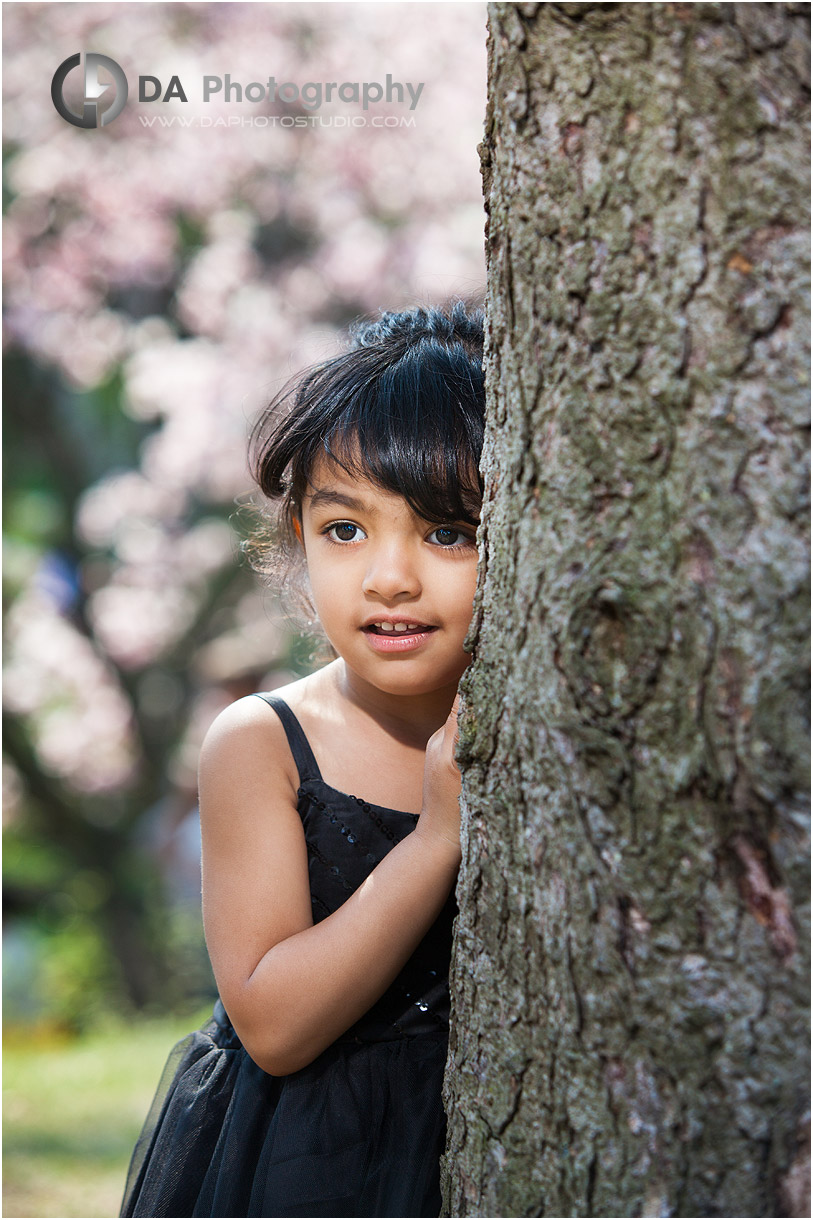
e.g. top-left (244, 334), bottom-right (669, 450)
top-left (197, 691), bottom-right (297, 810)
top-left (198, 666), bottom-right (335, 803)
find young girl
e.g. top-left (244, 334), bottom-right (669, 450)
top-left (121, 302), bottom-right (485, 1218)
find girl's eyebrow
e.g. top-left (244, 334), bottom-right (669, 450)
top-left (306, 487), bottom-right (376, 514)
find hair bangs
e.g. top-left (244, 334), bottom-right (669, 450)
top-left (317, 345), bottom-right (483, 526)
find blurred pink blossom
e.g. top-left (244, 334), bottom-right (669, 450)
top-left (4, 0), bottom-right (487, 794)
top-left (4, 592), bottom-right (139, 793)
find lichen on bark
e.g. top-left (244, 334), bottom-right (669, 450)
top-left (442, 4), bottom-right (810, 1217)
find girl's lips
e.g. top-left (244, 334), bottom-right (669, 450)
top-left (361, 626), bottom-right (438, 653)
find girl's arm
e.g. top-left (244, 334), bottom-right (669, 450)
top-left (199, 696), bottom-right (461, 1076)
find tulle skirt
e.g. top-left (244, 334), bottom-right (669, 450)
top-left (121, 1003), bottom-right (448, 1218)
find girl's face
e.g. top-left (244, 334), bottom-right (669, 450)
top-left (299, 454), bottom-right (479, 699)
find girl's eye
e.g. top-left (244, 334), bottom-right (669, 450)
top-left (428, 526), bottom-right (472, 548)
top-left (325, 521), bottom-right (366, 543)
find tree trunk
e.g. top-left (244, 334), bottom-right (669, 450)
top-left (443, 4), bottom-right (810, 1216)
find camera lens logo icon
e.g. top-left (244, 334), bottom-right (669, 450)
top-left (51, 52), bottom-right (128, 128)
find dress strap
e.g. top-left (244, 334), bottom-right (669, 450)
top-left (252, 692), bottom-right (323, 785)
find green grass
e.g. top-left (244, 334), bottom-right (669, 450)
top-left (3, 1011), bottom-right (211, 1219)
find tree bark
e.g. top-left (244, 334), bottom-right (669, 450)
top-left (443, 4), bottom-right (810, 1217)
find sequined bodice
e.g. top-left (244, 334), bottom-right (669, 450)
top-left (256, 694), bottom-right (456, 1043)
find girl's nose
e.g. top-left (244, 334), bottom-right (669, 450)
top-left (361, 544), bottom-right (422, 603)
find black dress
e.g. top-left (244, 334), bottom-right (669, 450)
top-left (121, 693), bottom-right (456, 1218)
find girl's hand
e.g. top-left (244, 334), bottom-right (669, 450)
top-left (418, 695), bottom-right (463, 857)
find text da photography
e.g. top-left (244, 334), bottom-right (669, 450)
top-left (139, 72), bottom-right (425, 111)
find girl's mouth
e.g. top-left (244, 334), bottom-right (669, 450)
top-left (362, 623), bottom-right (438, 653)
top-left (364, 622), bottom-right (434, 635)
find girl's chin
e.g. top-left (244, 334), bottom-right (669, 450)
top-left (340, 652), bottom-right (469, 698)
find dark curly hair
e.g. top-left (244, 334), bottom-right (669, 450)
top-left (248, 300), bottom-right (485, 621)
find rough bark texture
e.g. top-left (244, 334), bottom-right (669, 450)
top-left (442, 4), bottom-right (810, 1217)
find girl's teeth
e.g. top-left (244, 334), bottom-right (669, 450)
top-left (376, 622), bottom-right (423, 633)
